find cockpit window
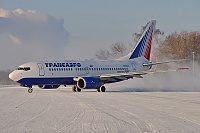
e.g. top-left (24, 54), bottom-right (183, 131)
top-left (17, 67), bottom-right (24, 70)
top-left (24, 67), bottom-right (30, 71)
top-left (18, 67), bottom-right (30, 71)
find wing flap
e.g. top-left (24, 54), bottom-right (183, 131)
top-left (100, 71), bottom-right (146, 78)
top-left (100, 72), bottom-right (145, 83)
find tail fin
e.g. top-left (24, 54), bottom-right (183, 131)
top-left (117, 20), bottom-right (156, 61)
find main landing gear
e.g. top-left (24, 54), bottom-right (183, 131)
top-left (72, 85), bottom-right (106, 92)
top-left (72, 85), bottom-right (81, 92)
top-left (28, 87), bottom-right (33, 93)
top-left (97, 85), bottom-right (106, 92)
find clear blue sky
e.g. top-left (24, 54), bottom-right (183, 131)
top-left (0, 0), bottom-right (200, 70)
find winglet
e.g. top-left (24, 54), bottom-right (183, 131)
top-left (177, 67), bottom-right (189, 70)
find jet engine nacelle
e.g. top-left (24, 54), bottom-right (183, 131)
top-left (77, 77), bottom-right (102, 89)
top-left (38, 85), bottom-right (60, 89)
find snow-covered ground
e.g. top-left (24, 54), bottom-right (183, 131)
top-left (0, 87), bottom-right (200, 133)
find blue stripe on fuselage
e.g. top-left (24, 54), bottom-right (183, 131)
top-left (17, 77), bottom-right (76, 86)
top-left (17, 76), bottom-right (134, 86)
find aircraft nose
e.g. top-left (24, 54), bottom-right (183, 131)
top-left (9, 71), bottom-right (15, 81)
top-left (9, 71), bottom-right (20, 82)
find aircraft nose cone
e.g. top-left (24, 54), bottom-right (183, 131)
top-left (9, 72), bottom-right (15, 81)
top-left (9, 71), bottom-right (20, 81)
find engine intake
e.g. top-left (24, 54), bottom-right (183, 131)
top-left (77, 77), bottom-right (102, 89)
top-left (38, 85), bottom-right (60, 89)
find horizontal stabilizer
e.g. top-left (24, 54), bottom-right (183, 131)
top-left (146, 67), bottom-right (189, 74)
top-left (143, 59), bottom-right (188, 66)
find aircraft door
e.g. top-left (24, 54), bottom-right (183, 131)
top-left (85, 66), bottom-right (89, 74)
top-left (132, 63), bottom-right (136, 72)
top-left (37, 63), bottom-right (45, 76)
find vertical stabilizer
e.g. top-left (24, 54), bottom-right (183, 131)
top-left (117, 20), bottom-right (156, 61)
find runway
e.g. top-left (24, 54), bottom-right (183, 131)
top-left (0, 87), bottom-right (200, 133)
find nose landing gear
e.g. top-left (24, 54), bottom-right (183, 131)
top-left (28, 88), bottom-right (33, 93)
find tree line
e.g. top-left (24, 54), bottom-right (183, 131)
top-left (156, 31), bottom-right (200, 61)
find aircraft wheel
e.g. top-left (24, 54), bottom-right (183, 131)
top-left (76, 87), bottom-right (81, 92)
top-left (96, 88), bottom-right (100, 92)
top-left (72, 86), bottom-right (77, 92)
top-left (28, 88), bottom-right (33, 93)
top-left (100, 86), bottom-right (106, 92)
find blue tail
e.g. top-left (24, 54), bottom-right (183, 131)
top-left (117, 20), bottom-right (156, 61)
top-left (129, 20), bottom-right (156, 60)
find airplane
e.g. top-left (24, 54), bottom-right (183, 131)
top-left (9, 20), bottom-right (185, 93)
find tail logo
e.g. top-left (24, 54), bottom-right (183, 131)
top-left (129, 21), bottom-right (155, 60)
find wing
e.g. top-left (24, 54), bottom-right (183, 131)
top-left (99, 71), bottom-right (144, 83)
top-left (99, 68), bottom-right (189, 83)
top-left (100, 71), bottom-right (149, 83)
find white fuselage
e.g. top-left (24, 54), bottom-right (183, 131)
top-left (9, 57), bottom-right (151, 87)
